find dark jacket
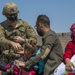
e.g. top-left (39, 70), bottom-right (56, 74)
top-left (25, 29), bottom-right (63, 75)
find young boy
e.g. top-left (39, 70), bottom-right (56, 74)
top-left (14, 40), bottom-right (44, 75)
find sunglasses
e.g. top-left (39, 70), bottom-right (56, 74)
top-left (6, 13), bottom-right (17, 16)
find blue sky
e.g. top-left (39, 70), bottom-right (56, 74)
top-left (0, 0), bottom-right (75, 33)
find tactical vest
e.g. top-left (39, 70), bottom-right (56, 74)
top-left (0, 19), bottom-right (28, 63)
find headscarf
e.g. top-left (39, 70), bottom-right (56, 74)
top-left (70, 23), bottom-right (75, 44)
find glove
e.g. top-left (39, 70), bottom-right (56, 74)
top-left (24, 65), bottom-right (32, 71)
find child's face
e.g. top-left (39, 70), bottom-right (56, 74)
top-left (24, 48), bottom-right (36, 59)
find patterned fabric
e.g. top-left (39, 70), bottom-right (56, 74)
top-left (0, 19), bottom-right (37, 63)
top-left (2, 2), bottom-right (19, 15)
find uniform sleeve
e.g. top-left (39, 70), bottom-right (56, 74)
top-left (0, 25), bottom-right (10, 48)
top-left (63, 41), bottom-right (73, 63)
top-left (25, 34), bottom-right (55, 67)
top-left (23, 22), bottom-right (37, 48)
top-left (41, 35), bottom-right (55, 59)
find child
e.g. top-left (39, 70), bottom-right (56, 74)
top-left (14, 40), bottom-right (44, 75)
top-left (0, 40), bottom-right (44, 75)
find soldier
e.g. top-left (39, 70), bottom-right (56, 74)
top-left (0, 2), bottom-right (37, 75)
top-left (16, 15), bottom-right (63, 75)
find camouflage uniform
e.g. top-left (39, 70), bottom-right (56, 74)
top-left (2, 2), bottom-right (19, 15)
top-left (0, 2), bottom-right (37, 64)
top-left (0, 19), bottom-right (37, 63)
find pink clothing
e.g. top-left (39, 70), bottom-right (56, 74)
top-left (63, 41), bottom-right (75, 61)
top-left (13, 65), bottom-right (36, 75)
top-left (63, 41), bottom-right (75, 75)
top-left (68, 73), bottom-right (75, 75)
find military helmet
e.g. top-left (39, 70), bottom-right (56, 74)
top-left (2, 2), bottom-right (19, 15)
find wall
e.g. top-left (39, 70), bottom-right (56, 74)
top-left (37, 32), bottom-right (71, 52)
top-left (57, 32), bottom-right (71, 52)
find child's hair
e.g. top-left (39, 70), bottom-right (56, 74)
top-left (24, 40), bottom-right (37, 58)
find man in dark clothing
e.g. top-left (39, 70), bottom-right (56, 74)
top-left (16, 15), bottom-right (63, 75)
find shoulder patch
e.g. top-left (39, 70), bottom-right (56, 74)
top-left (41, 48), bottom-right (50, 60)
